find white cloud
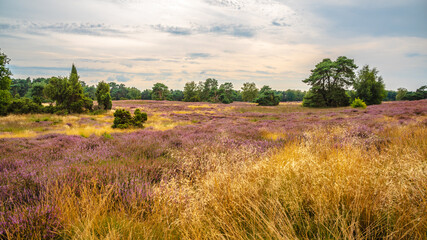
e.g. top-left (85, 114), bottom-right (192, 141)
top-left (0, 0), bottom-right (426, 91)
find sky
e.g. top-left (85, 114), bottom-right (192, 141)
top-left (0, 0), bottom-right (426, 91)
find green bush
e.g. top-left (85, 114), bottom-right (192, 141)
top-left (0, 90), bottom-right (12, 116)
top-left (351, 98), bottom-right (367, 109)
top-left (254, 88), bottom-right (280, 106)
top-left (302, 90), bottom-right (326, 107)
top-left (112, 108), bottom-right (147, 129)
top-left (7, 98), bottom-right (43, 114)
top-left (132, 109), bottom-right (148, 128)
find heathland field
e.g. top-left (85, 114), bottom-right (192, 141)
top-left (1, 100), bottom-right (426, 239)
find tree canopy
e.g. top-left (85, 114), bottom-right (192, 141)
top-left (151, 83), bottom-right (170, 100)
top-left (254, 85), bottom-right (281, 106)
top-left (303, 56), bottom-right (357, 107)
top-left (353, 65), bottom-right (386, 105)
top-left (0, 50), bottom-right (13, 115)
top-left (241, 82), bottom-right (259, 102)
top-left (44, 65), bottom-right (93, 113)
top-left (96, 81), bottom-right (112, 110)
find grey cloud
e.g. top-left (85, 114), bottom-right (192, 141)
top-left (152, 24), bottom-right (256, 38)
top-left (0, 23), bottom-right (20, 30)
top-left (204, 0), bottom-right (244, 9)
top-left (406, 53), bottom-right (426, 58)
top-left (272, 18), bottom-right (290, 27)
top-left (36, 23), bottom-right (124, 36)
top-left (151, 24), bottom-right (192, 35)
top-left (1, 21), bottom-right (128, 37)
top-left (132, 58), bottom-right (160, 62)
top-left (255, 70), bottom-right (271, 75)
top-left (108, 74), bottom-right (131, 82)
top-left (187, 53), bottom-right (211, 59)
top-left (208, 24), bottom-right (255, 37)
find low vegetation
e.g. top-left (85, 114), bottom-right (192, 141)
top-left (351, 98), bottom-right (367, 109)
top-left (1, 49), bottom-right (427, 239)
top-left (1, 99), bottom-right (426, 239)
top-left (112, 108), bottom-right (147, 129)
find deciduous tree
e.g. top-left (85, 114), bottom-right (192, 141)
top-left (96, 81), bottom-right (112, 110)
top-left (241, 82), bottom-right (258, 102)
top-left (353, 65), bottom-right (386, 105)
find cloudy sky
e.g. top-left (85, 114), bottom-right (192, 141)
top-left (1, 0), bottom-right (426, 91)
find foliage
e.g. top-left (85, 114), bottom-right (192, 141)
top-left (241, 82), bottom-right (259, 102)
top-left (169, 89), bottom-right (184, 101)
top-left (254, 85), bottom-right (280, 106)
top-left (109, 82), bottom-right (129, 100)
top-left (10, 78), bottom-right (31, 97)
top-left (132, 109), bottom-right (148, 127)
top-left (112, 109), bottom-right (132, 129)
top-left (95, 81), bottom-right (112, 110)
top-left (302, 90), bottom-right (327, 107)
top-left (141, 89), bottom-right (152, 100)
top-left (384, 90), bottom-right (397, 101)
top-left (127, 87), bottom-right (141, 100)
top-left (353, 65), bottom-right (386, 105)
top-left (30, 82), bottom-right (45, 105)
top-left (402, 85), bottom-right (427, 101)
top-left (7, 98), bottom-right (44, 114)
top-left (0, 50), bottom-right (12, 116)
top-left (200, 78), bottom-right (219, 102)
top-left (112, 108), bottom-right (147, 129)
top-left (277, 89), bottom-right (306, 102)
top-left (218, 82), bottom-right (234, 104)
top-left (44, 65), bottom-right (93, 113)
top-left (303, 56), bottom-right (357, 107)
top-left (81, 81), bottom-right (96, 100)
top-left (351, 97), bottom-right (367, 108)
top-left (1, 100), bottom-right (425, 239)
top-left (151, 83), bottom-right (170, 100)
top-left (396, 88), bottom-right (408, 100)
top-left (0, 90), bottom-right (12, 116)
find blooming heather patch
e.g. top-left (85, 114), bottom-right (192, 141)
top-left (0, 99), bottom-right (426, 239)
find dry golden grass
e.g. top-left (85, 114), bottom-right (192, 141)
top-left (0, 110), bottom-right (192, 138)
top-left (142, 123), bottom-right (426, 239)
top-left (43, 121), bottom-right (426, 239)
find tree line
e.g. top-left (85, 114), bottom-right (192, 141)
top-left (1, 49), bottom-right (426, 116)
top-left (301, 56), bottom-right (426, 107)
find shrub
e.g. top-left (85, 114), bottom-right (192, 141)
top-left (351, 98), bottom-right (367, 109)
top-left (7, 98), bottom-right (43, 114)
top-left (112, 108), bottom-right (147, 129)
top-left (302, 90), bottom-right (326, 107)
top-left (0, 90), bottom-right (12, 116)
top-left (254, 86), bottom-right (280, 106)
top-left (132, 109), bottom-right (148, 128)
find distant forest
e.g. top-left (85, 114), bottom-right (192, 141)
top-left (8, 76), bottom-right (405, 104)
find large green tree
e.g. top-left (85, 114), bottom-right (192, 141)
top-left (96, 81), bottom-right (112, 110)
top-left (127, 87), bottom-right (141, 100)
top-left (44, 65), bottom-right (93, 113)
top-left (183, 81), bottom-right (200, 102)
top-left (218, 82), bottom-right (234, 104)
top-left (0, 50), bottom-right (12, 115)
top-left (30, 82), bottom-right (45, 105)
top-left (353, 65), bottom-right (386, 105)
top-left (151, 83), bottom-right (170, 100)
top-left (200, 78), bottom-right (219, 102)
top-left (396, 88), bottom-right (408, 101)
top-left (302, 56), bottom-right (357, 107)
top-left (241, 82), bottom-right (259, 102)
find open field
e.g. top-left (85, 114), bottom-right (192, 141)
top-left (1, 100), bottom-right (426, 239)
